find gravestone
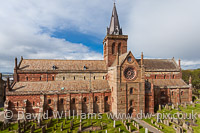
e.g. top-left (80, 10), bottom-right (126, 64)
top-left (165, 104), bottom-right (169, 110)
top-left (159, 105), bottom-right (161, 111)
top-left (42, 126), bottom-right (46, 133)
top-left (183, 122), bottom-right (188, 129)
top-left (30, 125), bottom-right (35, 133)
top-left (113, 120), bottom-right (115, 128)
top-left (132, 121), bottom-right (135, 125)
top-left (136, 124), bottom-right (140, 130)
top-left (172, 104), bottom-right (175, 109)
top-left (17, 128), bottom-right (21, 133)
top-left (173, 125), bottom-right (176, 130)
top-left (164, 120), bottom-right (169, 126)
top-left (151, 119), bottom-right (154, 124)
top-left (79, 122), bottom-right (82, 131)
top-left (129, 126), bottom-right (131, 132)
top-left (60, 123), bottom-right (63, 131)
top-left (145, 128), bottom-right (148, 133)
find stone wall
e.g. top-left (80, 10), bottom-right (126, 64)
top-left (6, 92), bottom-right (111, 120)
top-left (103, 35), bottom-right (128, 67)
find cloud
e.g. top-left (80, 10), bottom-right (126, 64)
top-left (0, 0), bottom-right (200, 72)
top-left (0, 0), bottom-right (110, 72)
top-left (126, 0), bottom-right (200, 64)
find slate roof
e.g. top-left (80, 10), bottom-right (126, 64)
top-left (111, 52), bottom-right (180, 72)
top-left (107, 3), bottom-right (122, 35)
top-left (8, 80), bottom-right (110, 95)
top-left (149, 79), bottom-right (189, 88)
top-left (140, 59), bottom-right (180, 72)
top-left (18, 59), bottom-right (107, 71)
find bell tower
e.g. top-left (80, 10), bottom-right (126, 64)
top-left (103, 3), bottom-right (128, 67)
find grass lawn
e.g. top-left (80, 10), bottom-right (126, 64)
top-left (143, 99), bottom-right (200, 133)
top-left (0, 114), bottom-right (141, 133)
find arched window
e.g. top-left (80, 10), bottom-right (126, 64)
top-left (33, 101), bottom-right (35, 106)
top-left (63, 77), bottom-right (65, 80)
top-left (103, 76), bottom-right (105, 80)
top-left (164, 75), bottom-right (166, 79)
top-left (172, 75), bottom-right (175, 79)
top-left (155, 75), bottom-right (157, 79)
top-left (40, 76), bottom-right (42, 81)
top-left (26, 77), bottom-right (28, 81)
top-left (60, 99), bottom-right (64, 104)
top-left (17, 102), bottom-right (19, 107)
top-left (95, 96), bottom-right (98, 102)
top-left (161, 91), bottom-right (165, 97)
top-left (74, 76), bottom-right (75, 80)
top-left (130, 88), bottom-right (133, 94)
top-left (83, 97), bottom-right (87, 102)
top-left (112, 43), bottom-right (115, 55)
top-left (72, 98), bottom-right (75, 104)
top-left (94, 76), bottom-right (95, 80)
top-left (118, 43), bottom-right (121, 55)
top-left (181, 91), bottom-right (184, 95)
top-left (52, 76), bottom-right (54, 80)
top-left (105, 96), bottom-right (108, 102)
top-left (130, 100), bottom-right (133, 106)
top-left (48, 99), bottom-right (51, 104)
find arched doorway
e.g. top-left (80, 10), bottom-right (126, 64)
top-left (48, 108), bottom-right (53, 117)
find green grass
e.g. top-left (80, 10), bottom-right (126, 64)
top-left (144, 99), bottom-right (200, 133)
top-left (0, 107), bottom-right (4, 111)
top-left (0, 114), bottom-right (140, 133)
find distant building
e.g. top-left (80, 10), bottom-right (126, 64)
top-left (0, 73), bottom-right (5, 106)
top-left (5, 3), bottom-right (192, 120)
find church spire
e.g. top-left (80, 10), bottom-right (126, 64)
top-left (107, 3), bottom-right (123, 35)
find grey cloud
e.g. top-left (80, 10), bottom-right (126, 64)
top-left (0, 0), bottom-right (200, 72)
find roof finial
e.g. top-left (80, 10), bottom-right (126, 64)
top-left (113, 0), bottom-right (116, 4)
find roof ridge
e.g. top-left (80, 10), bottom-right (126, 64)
top-left (23, 59), bottom-right (105, 61)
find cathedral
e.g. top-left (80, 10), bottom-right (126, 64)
top-left (5, 4), bottom-right (192, 120)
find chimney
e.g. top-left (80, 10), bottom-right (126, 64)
top-left (6, 77), bottom-right (11, 91)
top-left (141, 52), bottom-right (144, 66)
top-left (178, 59), bottom-right (181, 68)
top-left (116, 52), bottom-right (119, 65)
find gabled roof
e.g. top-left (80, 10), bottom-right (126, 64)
top-left (18, 59), bottom-right (107, 72)
top-left (137, 59), bottom-right (180, 72)
top-left (111, 52), bottom-right (180, 72)
top-left (8, 80), bottom-right (110, 95)
top-left (149, 79), bottom-right (189, 88)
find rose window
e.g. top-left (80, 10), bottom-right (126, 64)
top-left (124, 67), bottom-right (136, 80)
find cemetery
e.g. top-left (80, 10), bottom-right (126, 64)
top-left (0, 114), bottom-right (146, 133)
top-left (143, 100), bottom-right (200, 133)
top-left (0, 100), bottom-right (199, 132)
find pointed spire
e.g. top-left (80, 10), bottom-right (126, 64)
top-left (107, 3), bottom-right (123, 35)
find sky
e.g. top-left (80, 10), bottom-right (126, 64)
top-left (0, 0), bottom-right (200, 73)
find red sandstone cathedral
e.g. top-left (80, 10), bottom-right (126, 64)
top-left (5, 4), bottom-right (192, 120)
